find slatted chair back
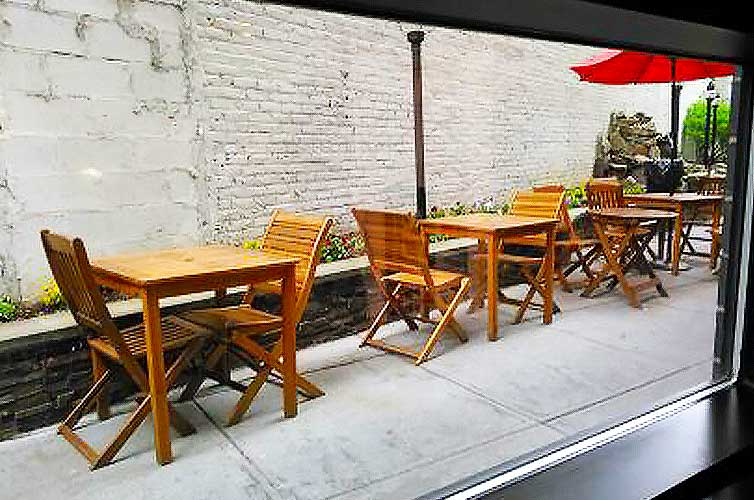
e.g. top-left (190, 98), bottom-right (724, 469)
top-left (532, 184), bottom-right (566, 194)
top-left (534, 184), bottom-right (581, 241)
top-left (586, 178), bottom-right (624, 209)
top-left (259, 210), bottom-right (333, 323)
top-left (40, 230), bottom-right (131, 359)
top-left (509, 190), bottom-right (565, 220)
top-left (352, 208), bottom-right (432, 285)
top-left (697, 176), bottom-right (725, 195)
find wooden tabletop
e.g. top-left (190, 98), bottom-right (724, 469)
top-left (420, 213), bottom-right (559, 234)
top-left (591, 207), bottom-right (678, 220)
top-left (92, 245), bottom-right (299, 295)
top-left (626, 193), bottom-right (723, 203)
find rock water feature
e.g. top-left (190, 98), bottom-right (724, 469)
top-left (595, 112), bottom-right (669, 181)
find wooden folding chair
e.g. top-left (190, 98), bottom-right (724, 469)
top-left (40, 230), bottom-right (210, 470)
top-left (581, 210), bottom-right (669, 307)
top-left (682, 176), bottom-right (725, 260)
top-left (469, 191), bottom-right (563, 324)
top-left (352, 208), bottom-right (471, 365)
top-left (584, 180), bottom-right (658, 293)
top-left (586, 178), bottom-right (657, 248)
top-left (532, 184), bottom-right (601, 292)
top-left (179, 210), bottom-right (333, 425)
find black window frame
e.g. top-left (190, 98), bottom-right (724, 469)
top-left (263, 0), bottom-right (754, 497)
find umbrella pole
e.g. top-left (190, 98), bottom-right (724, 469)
top-left (670, 57), bottom-right (681, 161)
top-left (408, 30), bottom-right (427, 219)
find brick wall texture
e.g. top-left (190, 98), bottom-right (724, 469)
top-left (1, 0), bottom-right (701, 297)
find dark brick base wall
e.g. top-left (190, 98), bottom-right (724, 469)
top-left (1, 244), bottom-right (497, 439)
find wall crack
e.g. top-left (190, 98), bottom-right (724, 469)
top-left (114, 0), bottom-right (165, 71)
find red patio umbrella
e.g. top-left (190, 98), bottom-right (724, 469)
top-left (570, 49), bottom-right (736, 159)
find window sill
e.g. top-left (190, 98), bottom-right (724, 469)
top-left (433, 382), bottom-right (754, 500)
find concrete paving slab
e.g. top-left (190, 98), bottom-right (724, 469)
top-left (547, 359), bottom-right (713, 435)
top-left (335, 423), bottom-right (565, 500)
top-left (423, 315), bottom-right (673, 421)
top-left (658, 279), bottom-right (719, 313)
top-left (195, 355), bottom-right (534, 500)
top-left (553, 292), bottom-right (716, 366)
top-left (0, 402), bottom-right (280, 500)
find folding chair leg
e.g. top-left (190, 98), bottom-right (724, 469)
top-left (59, 369), bottom-right (113, 432)
top-left (556, 264), bottom-right (570, 293)
top-left (91, 396), bottom-right (153, 470)
top-left (468, 242), bottom-right (486, 311)
top-left (431, 290), bottom-right (469, 343)
top-left (227, 338), bottom-right (325, 426)
top-left (91, 351), bottom-right (111, 421)
top-left (511, 266), bottom-right (548, 324)
top-left (167, 403), bottom-right (196, 437)
top-left (59, 337), bottom-right (206, 470)
top-left (416, 278), bottom-right (470, 365)
top-left (362, 284), bottom-right (405, 348)
top-left (234, 340), bottom-right (324, 399)
top-left (419, 290), bottom-right (431, 321)
top-left (178, 343), bottom-right (227, 402)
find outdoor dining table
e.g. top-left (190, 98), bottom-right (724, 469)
top-left (583, 207), bottom-right (678, 307)
top-left (90, 245), bottom-right (299, 466)
top-left (625, 193), bottom-right (723, 274)
top-left (419, 214), bottom-right (559, 341)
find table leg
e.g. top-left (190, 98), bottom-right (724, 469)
top-left (710, 200), bottom-right (722, 270)
top-left (487, 233), bottom-right (499, 341)
top-left (672, 210), bottom-right (682, 276)
top-left (142, 291), bottom-right (172, 465)
top-left (544, 226), bottom-right (555, 324)
top-left (281, 263), bottom-right (297, 418)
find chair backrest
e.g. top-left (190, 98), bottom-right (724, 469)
top-left (697, 176), bottom-right (725, 195)
top-left (40, 230), bottom-right (130, 354)
top-left (532, 184), bottom-right (565, 194)
top-left (586, 178), bottom-right (624, 209)
top-left (351, 208), bottom-right (432, 285)
top-left (532, 184), bottom-right (582, 241)
top-left (260, 210), bottom-right (334, 323)
top-left (509, 190), bottom-right (565, 220)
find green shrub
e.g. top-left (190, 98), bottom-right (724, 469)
top-left (0, 296), bottom-right (19, 322)
top-left (428, 199), bottom-right (509, 243)
top-left (682, 97), bottom-right (730, 162)
top-left (321, 231), bottom-right (365, 263)
top-left (622, 178), bottom-right (646, 194)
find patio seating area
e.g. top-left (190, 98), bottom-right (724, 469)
top-left (0, 251), bottom-right (717, 500)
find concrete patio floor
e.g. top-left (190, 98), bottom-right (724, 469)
top-left (0, 260), bottom-right (718, 500)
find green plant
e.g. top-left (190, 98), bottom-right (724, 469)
top-left (38, 277), bottom-right (65, 312)
top-left (622, 178), bottom-right (646, 195)
top-left (682, 97), bottom-right (731, 162)
top-left (242, 239), bottom-right (262, 250)
top-left (0, 295), bottom-right (19, 322)
top-left (564, 183), bottom-right (587, 208)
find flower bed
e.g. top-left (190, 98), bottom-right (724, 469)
top-left (1, 183), bottom-right (631, 324)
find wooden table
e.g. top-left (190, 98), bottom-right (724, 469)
top-left (625, 193), bottom-right (723, 273)
top-left (584, 207), bottom-right (677, 307)
top-left (419, 214), bottom-right (559, 341)
top-left (91, 245), bottom-right (299, 466)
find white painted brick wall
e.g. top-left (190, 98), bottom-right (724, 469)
top-left (192, 1), bottom-right (694, 244)
top-left (0, 0), bottom-right (200, 298)
top-left (0, 0), bottom-right (729, 298)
